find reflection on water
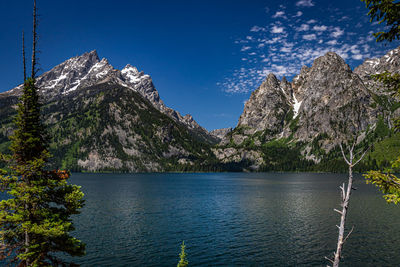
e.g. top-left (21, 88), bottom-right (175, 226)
top-left (34, 173), bottom-right (400, 265)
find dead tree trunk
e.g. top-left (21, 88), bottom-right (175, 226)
top-left (31, 0), bottom-right (38, 79)
top-left (326, 142), bottom-right (369, 267)
top-left (22, 31), bottom-right (26, 82)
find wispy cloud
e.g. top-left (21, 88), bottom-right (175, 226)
top-left (220, 3), bottom-right (396, 94)
top-left (271, 26), bottom-right (285, 33)
top-left (272, 11), bottom-right (286, 19)
top-left (326, 39), bottom-right (338, 45)
top-left (303, 34), bottom-right (317, 40)
top-left (313, 25), bottom-right (328, 32)
top-left (297, 24), bottom-right (310, 31)
top-left (294, 11), bottom-right (303, 17)
top-left (331, 27), bottom-right (344, 38)
top-left (250, 26), bottom-right (265, 32)
top-left (296, 0), bottom-right (315, 7)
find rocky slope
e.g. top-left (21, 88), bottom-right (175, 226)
top-left (210, 128), bottom-right (232, 140)
top-left (0, 51), bottom-right (218, 172)
top-left (2, 50), bottom-right (217, 144)
top-left (214, 46), bottom-right (400, 170)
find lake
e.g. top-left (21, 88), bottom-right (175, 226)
top-left (4, 172), bottom-right (400, 266)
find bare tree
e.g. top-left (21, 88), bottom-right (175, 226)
top-left (325, 140), bottom-right (370, 267)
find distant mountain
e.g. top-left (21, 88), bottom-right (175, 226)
top-left (210, 128), bottom-right (232, 140)
top-left (214, 46), bottom-right (400, 171)
top-left (0, 51), bottom-right (219, 172)
top-left (1, 47), bottom-right (399, 173)
top-left (3, 50), bottom-right (217, 144)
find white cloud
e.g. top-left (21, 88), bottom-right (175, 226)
top-left (313, 25), bottom-right (328, 32)
top-left (221, 3), bottom-right (398, 94)
top-left (250, 26), bottom-right (265, 32)
top-left (326, 40), bottom-right (338, 45)
top-left (303, 34), bottom-right (317, 40)
top-left (294, 11), bottom-right (303, 17)
top-left (296, 0), bottom-right (314, 7)
top-left (271, 26), bottom-right (285, 33)
top-left (339, 16), bottom-right (350, 21)
top-left (281, 46), bottom-right (292, 53)
top-left (272, 11), bottom-right (286, 18)
top-left (331, 27), bottom-right (344, 38)
top-left (297, 24), bottom-right (310, 31)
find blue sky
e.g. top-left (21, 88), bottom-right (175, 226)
top-left (0, 0), bottom-right (398, 130)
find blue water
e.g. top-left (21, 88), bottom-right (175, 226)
top-left (4, 173), bottom-right (400, 266)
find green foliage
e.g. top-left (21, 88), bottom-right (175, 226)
top-left (368, 132), bottom-right (400, 168)
top-left (364, 157), bottom-right (400, 204)
top-left (0, 78), bottom-right (85, 265)
top-left (362, 0), bottom-right (400, 204)
top-left (361, 0), bottom-right (400, 42)
top-left (177, 241), bottom-right (188, 267)
top-left (259, 139), bottom-right (313, 171)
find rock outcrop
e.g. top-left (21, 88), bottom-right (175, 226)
top-left (215, 46), bottom-right (400, 169)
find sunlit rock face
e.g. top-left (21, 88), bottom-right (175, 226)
top-left (215, 46), bottom-right (400, 169)
top-left (1, 50), bottom-right (217, 144)
top-left (0, 51), bottom-right (220, 172)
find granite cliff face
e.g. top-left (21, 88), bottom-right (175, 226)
top-left (210, 128), bottom-right (232, 140)
top-left (215, 47), bottom-right (400, 170)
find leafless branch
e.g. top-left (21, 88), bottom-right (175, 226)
top-left (353, 145), bottom-right (372, 166)
top-left (343, 226), bottom-right (354, 244)
top-left (334, 209), bottom-right (343, 215)
top-left (325, 256), bottom-right (334, 264)
top-left (339, 144), bottom-right (350, 165)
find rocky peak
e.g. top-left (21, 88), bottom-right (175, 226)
top-left (287, 51), bottom-right (375, 145)
top-left (122, 64), bottom-right (139, 76)
top-left (355, 46), bottom-right (400, 76)
top-left (2, 50), bottom-right (215, 143)
top-left (236, 72), bottom-right (292, 136)
top-left (313, 52), bottom-right (351, 72)
top-left (210, 128), bottom-right (232, 140)
top-left (280, 76), bottom-right (292, 97)
top-left (292, 65), bottom-right (310, 101)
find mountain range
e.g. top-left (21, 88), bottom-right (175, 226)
top-left (1, 46), bottom-right (399, 172)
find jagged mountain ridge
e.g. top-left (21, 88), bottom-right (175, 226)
top-left (3, 50), bottom-right (217, 143)
top-left (0, 80), bottom-right (219, 172)
top-left (1, 47), bottom-right (398, 172)
top-left (215, 46), bottom-right (400, 170)
top-left (0, 50), bottom-right (224, 172)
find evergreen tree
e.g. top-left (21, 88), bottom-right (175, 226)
top-left (361, 0), bottom-right (400, 204)
top-left (0, 0), bottom-right (85, 265)
top-left (362, 0), bottom-right (400, 42)
top-left (177, 241), bottom-right (188, 267)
